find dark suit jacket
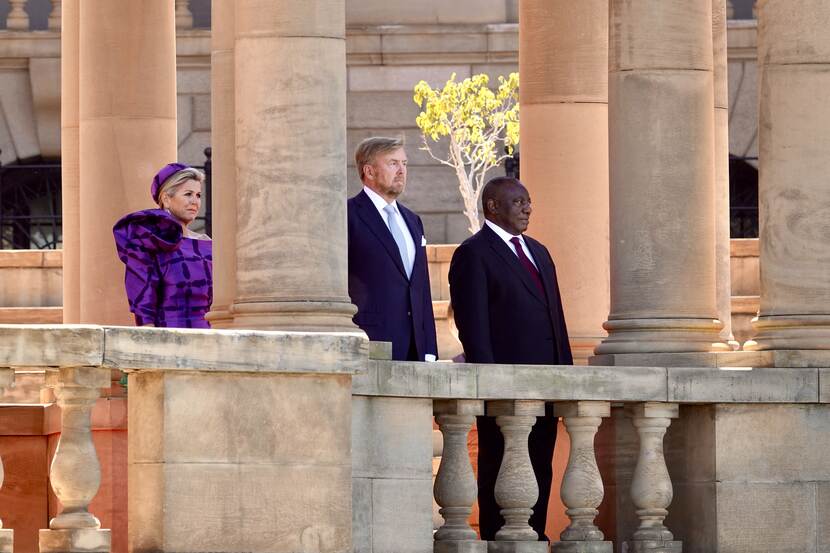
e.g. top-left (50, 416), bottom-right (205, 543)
top-left (448, 223), bottom-right (572, 365)
top-left (348, 190), bottom-right (438, 361)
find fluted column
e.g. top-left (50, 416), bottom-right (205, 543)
top-left (78, 0), bottom-right (177, 324)
top-left (61, 0), bottom-right (80, 324)
top-left (624, 403), bottom-right (681, 553)
top-left (0, 369), bottom-right (14, 553)
top-left (175, 0), bottom-right (193, 29)
top-left (6, 0), bottom-right (29, 30)
top-left (552, 402), bottom-right (611, 553)
top-left (433, 400), bottom-right (486, 553)
top-left (597, 0), bottom-right (727, 355)
top-left (519, 0), bottom-right (609, 364)
top-left (231, 0), bottom-right (356, 331)
top-left (205, 0), bottom-right (236, 329)
top-left (488, 400), bottom-right (547, 553)
top-left (713, 0), bottom-right (737, 349)
top-left (48, 0), bottom-right (61, 31)
top-left (746, 0), bottom-right (830, 351)
top-left (40, 367), bottom-right (111, 553)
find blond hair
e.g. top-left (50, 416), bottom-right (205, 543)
top-left (157, 167), bottom-right (205, 207)
top-left (354, 136), bottom-right (405, 181)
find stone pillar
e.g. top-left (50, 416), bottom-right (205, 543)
top-left (488, 400), bottom-right (547, 553)
top-left (596, 0), bottom-right (727, 355)
top-left (40, 367), bottom-right (111, 553)
top-left (713, 0), bottom-right (738, 349)
top-left (552, 402), bottom-right (611, 553)
top-left (624, 403), bottom-right (680, 553)
top-left (0, 369), bottom-right (13, 553)
top-left (61, 0), bottom-right (80, 324)
top-left (746, 0), bottom-right (830, 351)
top-left (78, 0), bottom-right (177, 325)
top-left (519, 0), bottom-right (609, 364)
top-left (6, 0), bottom-right (29, 30)
top-left (205, 0), bottom-right (237, 329)
top-left (433, 400), bottom-right (486, 553)
top-left (231, 0), bottom-right (356, 332)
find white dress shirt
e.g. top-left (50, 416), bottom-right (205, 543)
top-left (485, 219), bottom-right (539, 269)
top-left (364, 186), bottom-right (416, 275)
top-left (363, 186), bottom-right (435, 362)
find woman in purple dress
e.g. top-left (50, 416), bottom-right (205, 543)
top-left (113, 163), bottom-right (213, 328)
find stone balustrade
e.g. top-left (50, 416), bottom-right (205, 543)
top-left (0, 0), bottom-right (196, 31)
top-left (1, 326), bottom-right (829, 553)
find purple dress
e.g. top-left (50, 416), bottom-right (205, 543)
top-left (113, 209), bottom-right (213, 328)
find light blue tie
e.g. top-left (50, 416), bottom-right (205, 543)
top-left (384, 204), bottom-right (412, 278)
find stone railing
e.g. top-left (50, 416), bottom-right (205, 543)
top-left (1, 325), bottom-right (828, 553)
top-left (0, 0), bottom-right (200, 31)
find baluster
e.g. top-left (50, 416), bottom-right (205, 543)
top-left (624, 403), bottom-right (681, 553)
top-left (433, 400), bottom-right (486, 553)
top-left (6, 0), bottom-right (29, 31)
top-left (552, 402), bottom-right (612, 553)
top-left (175, 0), bottom-right (193, 29)
top-left (39, 367), bottom-right (111, 553)
top-left (488, 400), bottom-right (547, 553)
top-left (48, 0), bottom-right (61, 31)
top-left (752, 0), bottom-right (758, 19)
top-left (726, 0), bottom-right (735, 19)
top-left (0, 369), bottom-right (14, 553)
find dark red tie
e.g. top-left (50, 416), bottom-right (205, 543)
top-left (510, 237), bottom-right (545, 296)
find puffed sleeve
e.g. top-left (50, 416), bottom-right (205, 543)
top-left (112, 209), bottom-right (183, 326)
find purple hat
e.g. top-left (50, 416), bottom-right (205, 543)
top-left (151, 163), bottom-right (191, 203)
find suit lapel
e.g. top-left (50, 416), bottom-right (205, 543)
top-left (354, 191), bottom-right (408, 279)
top-left (482, 225), bottom-right (547, 306)
top-left (399, 205), bottom-right (422, 284)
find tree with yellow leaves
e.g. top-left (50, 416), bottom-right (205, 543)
top-left (413, 72), bottom-right (519, 235)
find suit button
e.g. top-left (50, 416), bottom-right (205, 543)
top-left (407, 311), bottom-right (412, 316)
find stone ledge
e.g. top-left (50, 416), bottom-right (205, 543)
top-left (0, 325), bottom-right (369, 375)
top-left (356, 359), bottom-right (826, 404)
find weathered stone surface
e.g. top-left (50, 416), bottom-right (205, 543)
top-left (104, 327), bottom-right (368, 374)
top-left (715, 404), bottom-right (830, 481)
top-left (818, 482), bottom-right (830, 553)
top-left (347, 0), bottom-right (507, 25)
top-left (667, 367), bottom-right (818, 403)
top-left (352, 360), bottom-right (477, 398)
top-left (0, 325), bottom-right (103, 368)
top-left (435, 540), bottom-right (488, 553)
top-left (371, 478), bottom-right (433, 553)
top-left (551, 542), bottom-right (611, 553)
top-left (478, 364), bottom-right (665, 402)
top-left (352, 396), bottom-right (432, 479)
top-left (487, 541), bottom-right (548, 553)
top-left (716, 482), bottom-right (817, 553)
top-left (348, 64), bottom-right (471, 92)
top-left (352, 477), bottom-right (373, 553)
top-left (39, 528), bottom-right (110, 553)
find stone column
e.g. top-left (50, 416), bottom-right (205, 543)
top-left (78, 0), bottom-right (177, 325)
top-left (596, 0), bottom-right (727, 355)
top-left (0, 369), bottom-right (13, 553)
top-left (488, 400), bottom-right (547, 553)
top-left (624, 403), bottom-right (680, 553)
top-left (204, 0), bottom-right (236, 329)
top-left (231, 0), bottom-right (356, 332)
top-left (551, 402), bottom-right (611, 553)
top-left (61, 0), bottom-right (80, 324)
top-left (519, 0), bottom-right (609, 364)
top-left (713, 0), bottom-right (738, 349)
top-left (433, 400), bottom-right (486, 553)
top-left (746, 0), bottom-right (830, 351)
top-left (40, 367), bottom-right (111, 553)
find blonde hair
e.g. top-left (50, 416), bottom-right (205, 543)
top-left (157, 167), bottom-right (205, 207)
top-left (355, 136), bottom-right (405, 181)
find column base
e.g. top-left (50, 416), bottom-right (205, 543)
top-left (487, 541), bottom-right (548, 553)
top-left (552, 540), bottom-right (612, 553)
top-left (39, 529), bottom-right (111, 553)
top-left (204, 306), bottom-right (234, 328)
top-left (229, 300), bottom-right (358, 332)
top-left (0, 529), bottom-right (11, 553)
top-left (745, 314), bottom-right (830, 351)
top-left (435, 540), bottom-right (488, 553)
top-left (595, 318), bottom-right (728, 355)
top-left (569, 335), bottom-right (604, 366)
top-left (622, 540), bottom-right (681, 553)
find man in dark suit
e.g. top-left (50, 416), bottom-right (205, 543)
top-left (449, 176), bottom-right (572, 541)
top-left (348, 137), bottom-right (438, 362)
